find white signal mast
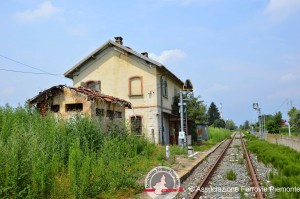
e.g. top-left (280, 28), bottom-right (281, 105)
top-left (220, 103), bottom-right (223, 119)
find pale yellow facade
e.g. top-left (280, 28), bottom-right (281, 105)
top-left (66, 38), bottom-right (183, 144)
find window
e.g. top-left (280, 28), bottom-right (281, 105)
top-left (96, 108), bottom-right (104, 116)
top-left (65, 103), bottom-right (83, 112)
top-left (162, 77), bottom-right (168, 97)
top-left (87, 81), bottom-right (96, 90)
top-left (131, 116), bottom-right (142, 134)
top-left (106, 110), bottom-right (114, 120)
top-left (174, 87), bottom-right (178, 97)
top-left (129, 76), bottom-right (143, 96)
top-left (114, 111), bottom-right (122, 118)
top-left (51, 105), bottom-right (60, 112)
top-left (81, 80), bottom-right (101, 92)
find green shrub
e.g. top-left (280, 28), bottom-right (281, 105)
top-left (0, 105), bottom-right (157, 198)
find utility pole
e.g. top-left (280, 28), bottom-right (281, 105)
top-left (253, 103), bottom-right (263, 139)
top-left (287, 99), bottom-right (291, 136)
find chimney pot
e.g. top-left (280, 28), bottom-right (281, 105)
top-left (114, 36), bottom-right (123, 45)
top-left (141, 52), bottom-right (148, 57)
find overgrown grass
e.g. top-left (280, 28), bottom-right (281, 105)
top-left (244, 133), bottom-right (300, 198)
top-left (193, 127), bottom-right (233, 151)
top-left (0, 105), bottom-right (158, 198)
top-left (209, 127), bottom-right (233, 142)
top-left (279, 127), bottom-right (300, 136)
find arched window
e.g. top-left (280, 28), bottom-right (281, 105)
top-left (130, 116), bottom-right (142, 134)
top-left (129, 76), bottom-right (143, 96)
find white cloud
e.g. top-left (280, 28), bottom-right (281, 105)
top-left (280, 73), bottom-right (299, 83)
top-left (264, 0), bottom-right (300, 22)
top-left (14, 1), bottom-right (62, 23)
top-left (149, 49), bottom-right (186, 64)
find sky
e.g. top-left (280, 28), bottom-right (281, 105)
top-left (1, 0), bottom-right (300, 125)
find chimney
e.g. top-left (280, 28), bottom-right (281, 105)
top-left (114, 36), bottom-right (123, 45)
top-left (141, 52), bottom-right (148, 57)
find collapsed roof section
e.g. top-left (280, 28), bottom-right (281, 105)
top-left (28, 85), bottom-right (132, 108)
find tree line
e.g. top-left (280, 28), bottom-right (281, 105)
top-left (240, 106), bottom-right (300, 134)
top-left (172, 96), bottom-right (237, 131)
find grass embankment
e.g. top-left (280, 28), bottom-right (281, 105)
top-left (0, 105), bottom-right (161, 198)
top-left (244, 133), bottom-right (300, 199)
top-left (193, 127), bottom-right (233, 151)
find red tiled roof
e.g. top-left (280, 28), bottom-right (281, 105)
top-left (29, 85), bottom-right (132, 108)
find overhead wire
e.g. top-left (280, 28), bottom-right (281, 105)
top-left (0, 68), bottom-right (64, 76)
top-left (0, 53), bottom-right (65, 77)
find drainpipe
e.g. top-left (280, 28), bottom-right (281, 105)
top-left (160, 75), bottom-right (165, 145)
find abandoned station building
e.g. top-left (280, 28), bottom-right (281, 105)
top-left (63, 36), bottom-right (184, 145)
top-left (29, 85), bottom-right (132, 131)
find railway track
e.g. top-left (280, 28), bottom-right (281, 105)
top-left (178, 132), bottom-right (265, 199)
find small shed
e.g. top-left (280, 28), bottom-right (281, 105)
top-left (29, 85), bottom-right (131, 129)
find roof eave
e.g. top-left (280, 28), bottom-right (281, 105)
top-left (64, 40), bottom-right (112, 78)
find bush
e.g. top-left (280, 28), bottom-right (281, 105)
top-left (0, 105), bottom-right (156, 198)
top-left (266, 120), bottom-right (279, 134)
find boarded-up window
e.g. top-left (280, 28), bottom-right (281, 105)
top-left (162, 77), bottom-right (168, 97)
top-left (51, 105), bottom-right (60, 112)
top-left (87, 81), bottom-right (96, 90)
top-left (129, 76), bottom-right (143, 96)
top-left (65, 103), bottom-right (83, 112)
top-left (114, 111), bottom-right (122, 118)
top-left (96, 108), bottom-right (104, 116)
top-left (131, 116), bottom-right (142, 135)
top-left (106, 110), bottom-right (114, 120)
top-left (82, 81), bottom-right (101, 92)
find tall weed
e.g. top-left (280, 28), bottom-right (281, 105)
top-left (0, 105), bottom-right (156, 198)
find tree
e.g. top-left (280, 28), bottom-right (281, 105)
top-left (186, 95), bottom-right (207, 124)
top-left (266, 120), bottom-right (279, 134)
top-left (213, 119), bottom-right (226, 128)
top-left (243, 120), bottom-right (250, 130)
top-left (274, 111), bottom-right (282, 128)
top-left (225, 119), bottom-right (237, 130)
top-left (207, 102), bottom-right (220, 126)
top-left (288, 107), bottom-right (298, 127)
top-left (172, 95), bottom-right (207, 124)
top-left (288, 107), bottom-right (300, 132)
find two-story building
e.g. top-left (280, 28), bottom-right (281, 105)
top-left (64, 37), bottom-right (183, 144)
